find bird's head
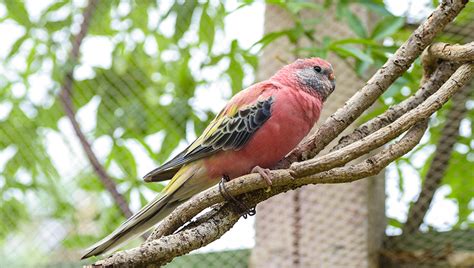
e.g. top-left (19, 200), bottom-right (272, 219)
top-left (272, 58), bottom-right (336, 101)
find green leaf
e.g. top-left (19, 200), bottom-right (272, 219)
top-left (114, 142), bottom-right (138, 178)
top-left (330, 44), bottom-right (374, 63)
top-left (252, 30), bottom-right (291, 49)
top-left (88, 1), bottom-right (116, 35)
top-left (285, 2), bottom-right (322, 14)
top-left (199, 7), bottom-right (215, 51)
top-left (227, 55), bottom-right (244, 94)
top-left (63, 234), bottom-right (98, 249)
top-left (4, 0), bottom-right (32, 27)
top-left (130, 4), bottom-right (149, 31)
top-left (44, 15), bottom-right (72, 32)
top-left (287, 23), bottom-right (305, 43)
top-left (371, 16), bottom-right (405, 40)
top-left (157, 132), bottom-right (182, 163)
top-left (174, 1), bottom-right (197, 41)
top-left (388, 217), bottom-right (403, 228)
top-left (395, 161), bottom-right (404, 194)
top-left (144, 182), bottom-right (165, 193)
top-left (206, 54), bottom-right (225, 66)
top-left (77, 172), bottom-right (105, 192)
top-left (44, 1), bottom-right (68, 14)
top-left (353, 0), bottom-right (390, 15)
top-left (242, 53), bottom-right (258, 69)
top-left (0, 198), bottom-right (29, 242)
top-left (345, 10), bottom-right (367, 38)
top-left (25, 42), bottom-right (37, 74)
top-left (6, 33), bottom-right (28, 60)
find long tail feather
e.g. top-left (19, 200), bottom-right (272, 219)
top-left (81, 193), bottom-right (180, 259)
top-left (81, 162), bottom-right (210, 259)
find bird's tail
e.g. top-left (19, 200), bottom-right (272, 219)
top-left (82, 161), bottom-right (215, 259)
top-left (81, 162), bottom-right (211, 259)
top-left (81, 192), bottom-right (181, 259)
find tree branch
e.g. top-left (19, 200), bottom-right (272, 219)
top-left (291, 63), bottom-right (473, 177)
top-left (59, 0), bottom-right (133, 218)
top-left (96, 120), bottom-right (429, 267)
top-left (333, 60), bottom-right (459, 151)
top-left (95, 63), bottom-right (474, 267)
top-left (88, 1), bottom-right (471, 266)
top-left (276, 0), bottom-right (468, 168)
top-left (426, 41), bottom-right (474, 62)
top-left (403, 79), bottom-right (472, 234)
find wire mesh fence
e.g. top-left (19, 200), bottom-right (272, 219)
top-left (0, 0), bottom-right (472, 267)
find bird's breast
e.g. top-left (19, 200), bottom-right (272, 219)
top-left (204, 89), bottom-right (322, 180)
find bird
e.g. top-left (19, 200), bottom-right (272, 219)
top-left (81, 57), bottom-right (336, 259)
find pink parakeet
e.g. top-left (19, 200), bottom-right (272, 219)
top-left (82, 57), bottom-right (335, 259)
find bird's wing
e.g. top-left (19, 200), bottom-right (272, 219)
top-left (144, 94), bottom-right (275, 182)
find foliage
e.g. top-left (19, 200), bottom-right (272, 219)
top-left (0, 0), bottom-right (472, 265)
top-left (0, 0), bottom-right (256, 259)
top-left (255, 0), bottom-right (473, 231)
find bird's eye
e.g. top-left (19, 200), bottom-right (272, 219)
top-left (313, 66), bottom-right (322, 73)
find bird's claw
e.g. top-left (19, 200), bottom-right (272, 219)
top-left (219, 176), bottom-right (256, 219)
top-left (251, 166), bottom-right (272, 192)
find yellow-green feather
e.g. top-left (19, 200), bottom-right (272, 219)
top-left (162, 164), bottom-right (193, 194)
top-left (186, 104), bottom-right (240, 153)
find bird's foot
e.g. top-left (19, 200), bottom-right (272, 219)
top-left (219, 175), bottom-right (256, 219)
top-left (251, 166), bottom-right (272, 192)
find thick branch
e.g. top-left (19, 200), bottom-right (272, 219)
top-left (91, 0), bottom-right (470, 264)
top-left (95, 204), bottom-right (242, 267)
top-left (291, 63), bottom-right (474, 176)
top-left (96, 120), bottom-right (428, 267)
top-left (144, 61), bottom-right (463, 243)
top-left (334, 43), bottom-right (469, 151)
top-left (94, 62), bottom-right (473, 267)
top-left (426, 42), bottom-right (474, 62)
top-left (277, 0), bottom-right (468, 168)
top-left (89, 1), bottom-right (470, 265)
top-left (332, 41), bottom-right (472, 151)
top-left (420, 42), bottom-right (473, 82)
top-left (403, 82), bottom-right (472, 234)
top-left (59, 0), bottom-right (133, 218)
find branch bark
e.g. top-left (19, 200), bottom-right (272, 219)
top-left (426, 41), bottom-right (474, 62)
top-left (96, 120), bottom-right (429, 267)
top-left (88, 1), bottom-right (471, 266)
top-left (333, 60), bottom-right (459, 151)
top-left (59, 0), bottom-right (133, 218)
top-left (276, 0), bottom-right (468, 168)
top-left (95, 64), bottom-right (474, 267)
top-left (291, 63), bottom-right (473, 177)
top-left (403, 81), bottom-right (472, 234)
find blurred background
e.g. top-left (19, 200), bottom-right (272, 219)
top-left (0, 0), bottom-right (472, 267)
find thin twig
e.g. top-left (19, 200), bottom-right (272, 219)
top-left (59, 0), bottom-right (133, 218)
top-left (333, 61), bottom-right (459, 151)
top-left (403, 81), bottom-right (472, 234)
top-left (276, 0), bottom-right (468, 168)
top-left (290, 63), bottom-right (471, 176)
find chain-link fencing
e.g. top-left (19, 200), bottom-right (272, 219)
top-left (0, 0), bottom-right (472, 267)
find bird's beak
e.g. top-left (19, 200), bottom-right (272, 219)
top-left (329, 72), bottom-right (335, 81)
top-left (329, 72), bottom-right (336, 92)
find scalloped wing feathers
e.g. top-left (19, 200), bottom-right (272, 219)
top-left (144, 93), bottom-right (275, 182)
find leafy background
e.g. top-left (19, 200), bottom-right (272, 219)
top-left (0, 0), bottom-right (472, 266)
